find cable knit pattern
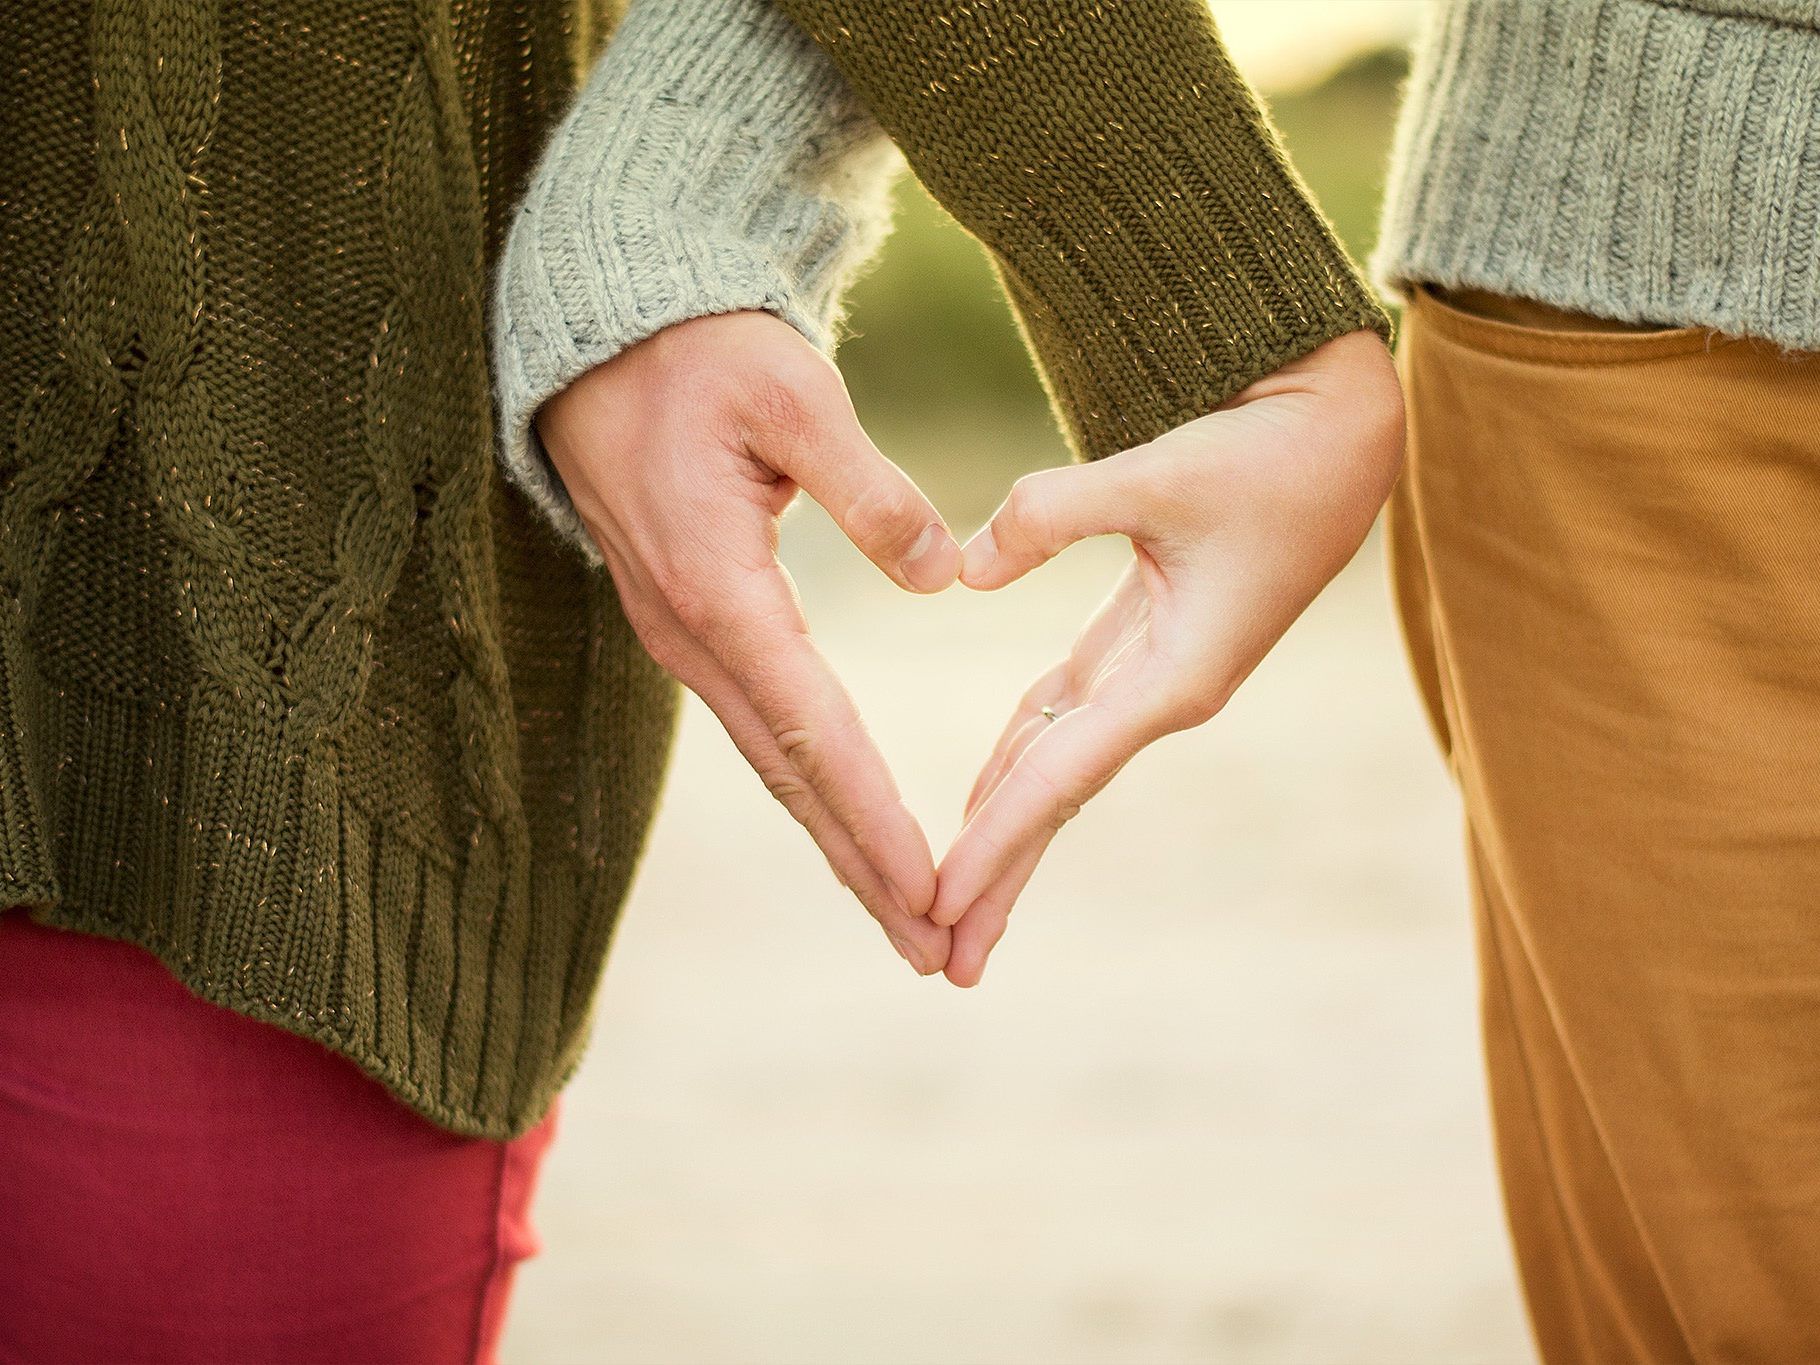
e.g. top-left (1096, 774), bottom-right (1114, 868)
top-left (1375, 0), bottom-right (1820, 348)
top-left (494, 0), bottom-right (900, 563)
top-left (0, 0), bottom-right (1384, 1138)
top-left (0, 0), bottom-right (633, 1138)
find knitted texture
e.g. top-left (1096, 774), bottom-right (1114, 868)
top-left (493, 0), bottom-right (902, 563)
top-left (773, 0), bottom-right (1392, 462)
top-left (1375, 0), bottom-right (1820, 348)
top-left (0, 0), bottom-right (1384, 1138)
top-left (1, 0), bottom-right (662, 1140)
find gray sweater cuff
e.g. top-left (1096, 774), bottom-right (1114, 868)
top-left (1373, 0), bottom-right (1820, 348)
top-left (491, 0), bottom-right (901, 563)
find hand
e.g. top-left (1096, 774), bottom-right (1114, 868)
top-left (933, 329), bottom-right (1405, 986)
top-left (536, 311), bottom-right (962, 974)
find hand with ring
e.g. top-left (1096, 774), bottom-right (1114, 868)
top-left (929, 330), bottom-right (1405, 986)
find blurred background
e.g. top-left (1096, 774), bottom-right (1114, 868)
top-left (505, 4), bottom-right (1539, 1362)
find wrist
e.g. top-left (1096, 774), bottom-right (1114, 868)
top-left (490, 0), bottom-right (903, 564)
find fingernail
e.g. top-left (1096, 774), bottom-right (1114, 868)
top-left (886, 934), bottom-right (922, 971)
top-left (901, 523), bottom-right (959, 593)
top-left (961, 526), bottom-right (997, 584)
top-left (887, 881), bottom-right (915, 920)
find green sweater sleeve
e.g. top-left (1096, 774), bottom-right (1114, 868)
top-left (773, 0), bottom-right (1391, 461)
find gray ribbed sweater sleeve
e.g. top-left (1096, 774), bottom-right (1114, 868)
top-left (491, 0), bottom-right (902, 561)
top-left (1374, 0), bottom-right (1820, 348)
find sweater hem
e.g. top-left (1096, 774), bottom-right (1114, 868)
top-left (1373, 0), bottom-right (1820, 352)
top-left (18, 903), bottom-right (586, 1140)
top-left (0, 661), bottom-right (628, 1141)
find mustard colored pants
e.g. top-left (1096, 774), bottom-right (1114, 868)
top-left (1390, 286), bottom-right (1820, 1364)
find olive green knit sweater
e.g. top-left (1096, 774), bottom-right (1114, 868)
top-left (0, 0), bottom-right (1384, 1137)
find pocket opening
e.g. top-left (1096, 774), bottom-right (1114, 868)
top-left (1408, 283), bottom-right (1722, 366)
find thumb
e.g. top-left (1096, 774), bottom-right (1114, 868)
top-left (961, 452), bottom-right (1160, 591)
top-left (748, 365), bottom-right (959, 594)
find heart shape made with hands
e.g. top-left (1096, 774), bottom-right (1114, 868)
top-left (784, 483), bottom-right (1170, 991)
top-left (535, 312), bottom-right (1403, 991)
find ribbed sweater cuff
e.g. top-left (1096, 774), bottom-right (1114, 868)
top-left (1373, 0), bottom-right (1820, 349)
top-left (491, 0), bottom-right (900, 564)
top-left (776, 0), bottom-right (1391, 462)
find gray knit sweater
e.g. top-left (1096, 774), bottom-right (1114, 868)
top-left (492, 0), bottom-right (899, 562)
top-left (1375, 0), bottom-right (1820, 349)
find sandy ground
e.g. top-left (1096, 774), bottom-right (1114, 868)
top-left (500, 503), bottom-right (1536, 1365)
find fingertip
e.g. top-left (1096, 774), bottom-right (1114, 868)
top-left (928, 898), bottom-right (967, 929)
top-left (887, 880), bottom-right (921, 919)
top-left (959, 525), bottom-right (1000, 589)
top-left (901, 523), bottom-right (960, 594)
top-left (947, 930), bottom-right (989, 986)
top-left (887, 919), bottom-right (948, 975)
top-left (888, 862), bottom-right (938, 920)
top-left (928, 884), bottom-right (970, 928)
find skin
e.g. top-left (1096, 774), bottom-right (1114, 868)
top-left (541, 314), bottom-right (1404, 987)
top-left (934, 328), bottom-right (1405, 986)
top-left (537, 310), bottom-right (961, 974)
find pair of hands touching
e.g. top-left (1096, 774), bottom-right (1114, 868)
top-left (537, 312), bottom-right (1404, 987)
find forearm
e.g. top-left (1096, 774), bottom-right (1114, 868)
top-left (491, 0), bottom-right (904, 562)
top-left (774, 0), bottom-right (1390, 461)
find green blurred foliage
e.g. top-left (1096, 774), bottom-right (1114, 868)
top-left (1268, 46), bottom-right (1409, 272)
top-left (834, 46), bottom-right (1410, 520)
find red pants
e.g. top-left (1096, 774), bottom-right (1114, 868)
top-left (0, 910), bottom-right (557, 1364)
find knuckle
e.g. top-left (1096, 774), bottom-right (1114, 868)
top-left (1117, 448), bottom-right (1209, 532)
top-left (771, 719), bottom-right (833, 786)
top-left (641, 557), bottom-right (683, 602)
top-left (762, 769), bottom-right (811, 811)
top-left (771, 709), bottom-right (866, 793)
top-left (666, 587), bottom-right (718, 638)
top-left (754, 757), bottom-right (816, 820)
top-left (1151, 678), bottom-right (1228, 734)
top-left (1022, 761), bottom-right (1084, 831)
top-left (774, 724), bottom-right (816, 764)
top-left (741, 354), bottom-right (839, 439)
top-left (774, 722), bottom-right (842, 800)
top-left (1151, 449), bottom-right (1213, 509)
top-left (1162, 694), bottom-right (1221, 733)
top-left (846, 479), bottom-right (923, 556)
top-left (645, 551), bottom-right (727, 637)
top-left (744, 370), bottom-right (812, 438)
top-left (632, 621), bottom-right (688, 675)
top-left (1002, 475), bottom-right (1056, 549)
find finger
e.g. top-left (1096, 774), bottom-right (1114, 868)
top-left (944, 838), bottom-right (1050, 988)
top-left (960, 662), bottom-right (1068, 826)
top-left (960, 573), bottom-right (1149, 833)
top-left (952, 698), bottom-right (1068, 930)
top-left (932, 690), bottom-right (1161, 926)
top-left (676, 630), bottom-right (951, 974)
top-left (747, 371), bottom-right (958, 594)
top-left (696, 570), bottom-right (940, 919)
top-left (946, 731), bottom-right (1048, 939)
top-left (960, 453), bottom-right (1161, 591)
top-left (963, 713), bottom-right (1050, 830)
top-left (960, 714), bottom-right (1046, 835)
top-left (597, 532), bottom-right (946, 968)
